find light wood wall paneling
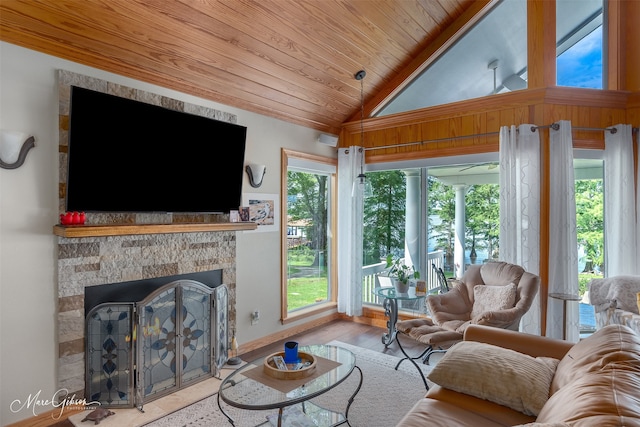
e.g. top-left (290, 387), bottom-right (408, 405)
top-left (341, 88), bottom-right (631, 156)
top-left (624, 1), bottom-right (640, 91)
top-left (527, 0), bottom-right (556, 89)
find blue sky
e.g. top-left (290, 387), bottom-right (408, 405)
top-left (556, 28), bottom-right (603, 89)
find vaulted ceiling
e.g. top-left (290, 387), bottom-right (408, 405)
top-left (0, 0), bottom-right (486, 135)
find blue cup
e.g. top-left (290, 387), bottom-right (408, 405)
top-left (283, 341), bottom-right (299, 363)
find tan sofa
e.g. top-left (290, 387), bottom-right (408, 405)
top-left (396, 323), bottom-right (640, 427)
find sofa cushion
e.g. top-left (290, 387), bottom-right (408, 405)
top-left (471, 283), bottom-right (516, 319)
top-left (395, 396), bottom-right (508, 427)
top-left (551, 324), bottom-right (640, 393)
top-left (427, 340), bottom-right (559, 416)
top-left (536, 364), bottom-right (640, 426)
top-left (425, 385), bottom-right (535, 426)
top-left (514, 424), bottom-right (570, 427)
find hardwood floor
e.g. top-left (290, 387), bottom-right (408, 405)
top-left (240, 318), bottom-right (423, 361)
top-left (15, 320), bottom-right (425, 427)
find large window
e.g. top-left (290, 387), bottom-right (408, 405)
top-left (362, 157), bottom-right (501, 304)
top-left (556, 0), bottom-right (604, 89)
top-left (376, 0), bottom-right (528, 115)
top-left (363, 155), bottom-right (603, 334)
top-left (376, 0), bottom-right (606, 117)
top-left (427, 162), bottom-right (500, 277)
top-left (574, 157), bottom-right (604, 336)
top-left (362, 170), bottom-right (407, 267)
top-left (281, 149), bottom-right (337, 322)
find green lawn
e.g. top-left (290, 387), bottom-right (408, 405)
top-left (287, 277), bottom-right (328, 309)
top-left (287, 249), bottom-right (328, 310)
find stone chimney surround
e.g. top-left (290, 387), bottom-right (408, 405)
top-left (55, 70), bottom-right (255, 397)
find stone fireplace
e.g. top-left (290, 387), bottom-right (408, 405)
top-left (55, 70), bottom-right (251, 402)
top-left (56, 230), bottom-right (240, 401)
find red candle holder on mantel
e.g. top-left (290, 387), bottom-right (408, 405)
top-left (60, 211), bottom-right (86, 225)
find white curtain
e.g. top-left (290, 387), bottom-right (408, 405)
top-left (337, 146), bottom-right (364, 316)
top-left (604, 124), bottom-right (637, 276)
top-left (547, 120), bottom-right (579, 341)
top-left (499, 124), bottom-right (541, 334)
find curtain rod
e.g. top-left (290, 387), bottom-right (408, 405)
top-left (364, 124), bottom-right (639, 152)
top-left (532, 124), bottom-right (640, 134)
top-left (363, 131), bottom-right (500, 152)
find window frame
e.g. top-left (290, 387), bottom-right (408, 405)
top-left (280, 148), bottom-right (338, 324)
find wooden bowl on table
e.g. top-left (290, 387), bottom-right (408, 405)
top-left (263, 351), bottom-right (317, 380)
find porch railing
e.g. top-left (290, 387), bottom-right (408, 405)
top-left (362, 250), bottom-right (445, 305)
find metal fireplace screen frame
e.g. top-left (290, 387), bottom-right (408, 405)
top-left (85, 280), bottom-right (229, 408)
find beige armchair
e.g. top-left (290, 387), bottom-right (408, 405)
top-left (395, 261), bottom-right (540, 378)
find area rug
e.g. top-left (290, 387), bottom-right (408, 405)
top-left (142, 340), bottom-right (434, 427)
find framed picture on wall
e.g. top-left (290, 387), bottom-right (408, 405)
top-left (242, 193), bottom-right (279, 233)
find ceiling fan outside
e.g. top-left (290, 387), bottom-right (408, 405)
top-left (459, 162), bottom-right (499, 172)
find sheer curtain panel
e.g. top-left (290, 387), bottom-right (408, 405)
top-left (604, 124), bottom-right (637, 276)
top-left (337, 147), bottom-right (364, 316)
top-left (499, 124), bottom-right (541, 334)
top-left (548, 120), bottom-right (579, 341)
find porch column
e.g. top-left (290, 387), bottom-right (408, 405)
top-left (405, 170), bottom-right (421, 271)
top-left (453, 184), bottom-right (468, 278)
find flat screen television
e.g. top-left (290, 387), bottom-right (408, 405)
top-left (66, 86), bottom-right (247, 213)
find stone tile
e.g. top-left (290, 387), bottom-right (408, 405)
top-left (59, 309), bottom-right (84, 342)
top-left (59, 338), bottom-right (84, 358)
top-left (59, 353), bottom-right (84, 392)
top-left (59, 295), bottom-right (83, 312)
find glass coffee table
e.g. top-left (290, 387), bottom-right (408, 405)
top-left (218, 344), bottom-right (362, 427)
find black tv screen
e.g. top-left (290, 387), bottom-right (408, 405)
top-left (66, 86), bottom-right (247, 213)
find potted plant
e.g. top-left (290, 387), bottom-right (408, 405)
top-left (385, 255), bottom-right (420, 293)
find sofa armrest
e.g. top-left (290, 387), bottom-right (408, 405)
top-left (463, 324), bottom-right (572, 360)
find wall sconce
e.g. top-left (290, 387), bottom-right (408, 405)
top-left (246, 163), bottom-right (266, 188)
top-left (0, 130), bottom-right (35, 169)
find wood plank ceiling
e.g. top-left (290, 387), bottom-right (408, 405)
top-left (0, 0), bottom-right (479, 135)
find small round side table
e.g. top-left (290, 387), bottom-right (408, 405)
top-left (372, 286), bottom-right (426, 346)
top-left (549, 292), bottom-right (581, 340)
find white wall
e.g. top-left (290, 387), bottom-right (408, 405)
top-left (0, 41), bottom-right (336, 426)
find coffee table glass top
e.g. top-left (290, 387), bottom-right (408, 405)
top-left (219, 344), bottom-right (356, 410)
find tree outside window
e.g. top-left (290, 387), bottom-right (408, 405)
top-left (286, 170), bottom-right (330, 312)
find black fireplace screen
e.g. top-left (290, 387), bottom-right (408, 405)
top-left (86, 280), bottom-right (228, 408)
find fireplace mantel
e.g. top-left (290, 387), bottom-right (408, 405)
top-left (53, 221), bottom-right (257, 238)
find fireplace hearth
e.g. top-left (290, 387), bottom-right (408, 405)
top-left (85, 272), bottom-right (229, 409)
